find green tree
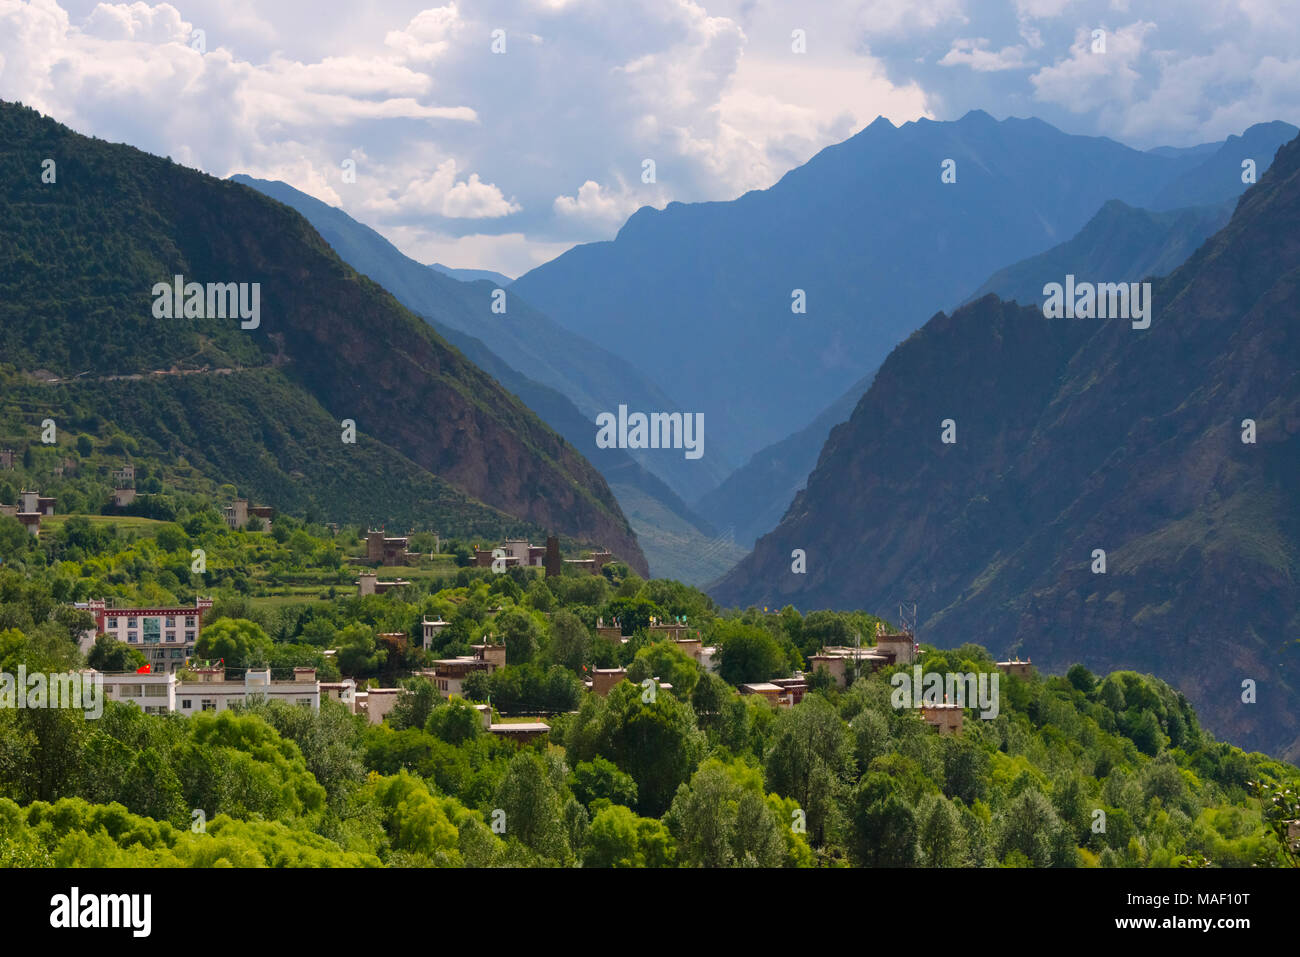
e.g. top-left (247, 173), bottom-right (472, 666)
top-left (627, 640), bottom-right (700, 698)
top-left (547, 609), bottom-right (591, 673)
top-left (388, 676), bottom-right (440, 731)
top-left (849, 773), bottom-right (918, 867)
top-left (86, 634), bottom-right (147, 672)
top-left (583, 804), bottom-right (675, 868)
top-left (916, 793), bottom-right (966, 866)
top-left (494, 751), bottom-right (572, 863)
top-left (764, 695), bottom-right (853, 846)
top-left (570, 757), bottom-right (638, 810)
top-left (425, 697), bottom-right (483, 746)
top-left (154, 523), bottom-right (188, 553)
top-left (497, 609), bottom-right (541, 665)
top-left (665, 760), bottom-right (790, 867)
top-left (195, 618), bottom-right (271, 666)
top-left (998, 788), bottom-right (1065, 867)
top-left (335, 623), bottom-right (386, 677)
top-left (715, 621), bottom-right (787, 685)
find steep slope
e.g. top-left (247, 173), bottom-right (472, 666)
top-left (713, 132), bottom-right (1300, 760)
top-left (695, 370), bottom-right (876, 550)
top-left (513, 115), bottom-right (1296, 467)
top-left (425, 316), bottom-right (732, 581)
top-left (232, 175), bottom-right (735, 502)
top-left (0, 366), bottom-right (548, 539)
top-left (0, 101), bottom-right (646, 573)
top-left (964, 199), bottom-right (1233, 308)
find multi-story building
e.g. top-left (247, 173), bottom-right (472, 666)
top-left (80, 597), bottom-right (214, 672)
top-left (366, 530), bottom-right (414, 565)
top-left (223, 499), bottom-right (274, 531)
top-left (422, 643), bottom-right (506, 697)
top-left (996, 658), bottom-right (1034, 678)
top-left (98, 666), bottom-right (320, 715)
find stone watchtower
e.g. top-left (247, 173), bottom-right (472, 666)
top-left (544, 536), bottom-right (562, 578)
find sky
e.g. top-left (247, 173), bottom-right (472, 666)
top-left (2, 0), bottom-right (1297, 276)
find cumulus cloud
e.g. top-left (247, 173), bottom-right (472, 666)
top-left (2, 0), bottom-right (1295, 272)
top-left (81, 1), bottom-right (189, 42)
top-left (939, 38), bottom-right (1034, 71)
top-left (402, 158), bottom-right (521, 218)
top-left (553, 180), bottom-right (643, 230)
top-left (1029, 21), bottom-right (1156, 113)
top-left (384, 3), bottom-right (462, 62)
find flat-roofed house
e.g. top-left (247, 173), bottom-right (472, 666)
top-left (920, 702), bottom-right (964, 735)
top-left (591, 667), bottom-right (627, 696)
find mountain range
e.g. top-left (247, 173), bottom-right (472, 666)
top-left (713, 130), bottom-right (1300, 760)
top-left (964, 199), bottom-right (1234, 309)
top-left (0, 100), bottom-right (647, 573)
top-left (231, 175), bottom-right (740, 581)
top-left (513, 113), bottom-right (1297, 490)
top-left (232, 176), bottom-right (735, 505)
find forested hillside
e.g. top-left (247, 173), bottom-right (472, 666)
top-left (0, 497), bottom-right (1295, 868)
top-left (0, 101), bottom-right (646, 572)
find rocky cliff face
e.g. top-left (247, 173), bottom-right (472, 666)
top-left (0, 101), bottom-right (646, 572)
top-left (715, 133), bottom-right (1300, 760)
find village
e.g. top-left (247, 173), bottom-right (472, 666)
top-left (0, 449), bottom-right (1043, 742)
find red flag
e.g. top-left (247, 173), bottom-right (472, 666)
top-left (136, 664), bottom-right (150, 674)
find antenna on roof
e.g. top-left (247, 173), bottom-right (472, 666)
top-left (900, 601), bottom-right (917, 637)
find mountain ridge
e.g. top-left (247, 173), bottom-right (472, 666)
top-left (713, 130), bottom-right (1300, 760)
top-left (0, 100), bottom-right (647, 573)
top-left (513, 113), bottom-right (1296, 482)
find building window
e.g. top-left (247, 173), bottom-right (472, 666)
top-left (165, 616), bottom-right (175, 627)
top-left (127, 632), bottom-right (138, 643)
top-left (106, 618), bottom-right (118, 629)
top-left (127, 618), bottom-right (137, 628)
top-left (297, 698), bottom-right (312, 707)
top-left (185, 630), bottom-right (196, 643)
top-left (185, 617), bottom-right (196, 627)
top-left (181, 699), bottom-right (192, 709)
top-left (201, 699), bottom-right (216, 712)
top-left (170, 649), bottom-right (184, 659)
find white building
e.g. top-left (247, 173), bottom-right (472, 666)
top-left (421, 618), bottom-right (450, 650)
top-left (96, 666), bottom-right (319, 715)
top-left (175, 667), bottom-right (320, 715)
top-left (101, 671), bottom-right (176, 715)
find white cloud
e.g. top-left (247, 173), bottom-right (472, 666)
top-left (1029, 21), bottom-right (1156, 113)
top-left (81, 1), bottom-right (189, 42)
top-left (553, 180), bottom-right (645, 231)
top-left (939, 38), bottom-right (1034, 71)
top-left (2, 0), bottom-right (1296, 274)
top-left (384, 4), bottom-right (463, 62)
top-left (402, 158), bottom-right (521, 218)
